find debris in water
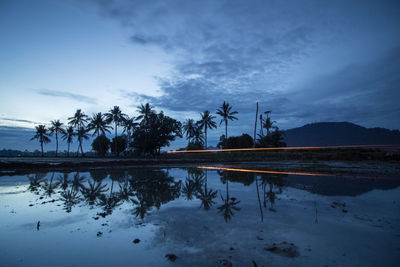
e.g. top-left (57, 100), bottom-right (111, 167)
top-left (36, 221), bottom-right (40, 231)
top-left (265, 241), bottom-right (299, 258)
top-left (97, 231), bottom-right (103, 237)
top-left (165, 254), bottom-right (178, 262)
top-left (133, 238), bottom-right (140, 244)
top-left (216, 258), bottom-right (232, 266)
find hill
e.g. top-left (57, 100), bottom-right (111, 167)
top-left (283, 122), bottom-right (400, 147)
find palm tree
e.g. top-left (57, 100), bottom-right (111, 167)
top-left (263, 111), bottom-right (273, 136)
top-left (105, 106), bottom-right (127, 155)
top-left (197, 110), bottom-right (217, 149)
top-left (216, 101), bottom-right (238, 139)
top-left (122, 116), bottom-right (138, 147)
top-left (62, 126), bottom-right (74, 157)
top-left (31, 125), bottom-right (51, 157)
top-left (182, 119), bottom-right (196, 146)
top-left (136, 103), bottom-right (154, 126)
top-left (88, 112), bottom-right (112, 137)
top-left (49, 120), bottom-right (65, 157)
top-left (76, 127), bottom-right (89, 157)
top-left (68, 109), bottom-right (88, 131)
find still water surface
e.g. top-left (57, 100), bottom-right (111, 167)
top-left (0, 167), bottom-right (399, 266)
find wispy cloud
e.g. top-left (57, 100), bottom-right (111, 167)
top-left (36, 89), bottom-right (97, 104)
top-left (1, 117), bottom-right (39, 124)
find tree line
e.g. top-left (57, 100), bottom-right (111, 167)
top-left (31, 102), bottom-right (285, 157)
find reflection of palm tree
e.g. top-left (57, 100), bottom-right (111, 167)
top-left (259, 174), bottom-right (285, 211)
top-left (90, 170), bottom-right (108, 183)
top-left (182, 171), bottom-right (204, 200)
top-left (41, 173), bottom-right (60, 198)
top-left (197, 110), bottom-right (217, 149)
top-left (62, 126), bottom-right (75, 157)
top-left (49, 120), bottom-right (66, 157)
top-left (60, 188), bottom-right (81, 213)
top-left (197, 171), bottom-right (217, 210)
top-left (58, 173), bottom-right (69, 190)
top-left (255, 175), bottom-right (263, 222)
top-left (81, 181), bottom-right (108, 206)
top-left (216, 101), bottom-right (238, 139)
top-left (118, 181), bottom-right (134, 201)
top-left (98, 193), bottom-right (122, 215)
top-left (28, 173), bottom-right (46, 192)
top-left (131, 195), bottom-right (150, 220)
top-left (218, 179), bottom-right (240, 222)
top-left (31, 125), bottom-right (51, 157)
top-left (71, 172), bottom-right (85, 191)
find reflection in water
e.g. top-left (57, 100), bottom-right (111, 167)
top-left (217, 171), bottom-right (240, 222)
top-left (197, 170), bottom-right (218, 210)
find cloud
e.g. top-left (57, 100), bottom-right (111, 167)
top-left (36, 89), bottom-right (97, 104)
top-left (92, 0), bottom-right (400, 142)
top-left (0, 117), bottom-right (39, 124)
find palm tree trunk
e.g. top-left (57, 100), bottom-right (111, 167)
top-left (67, 142), bottom-right (70, 157)
top-left (205, 126), bottom-right (207, 149)
top-left (253, 102), bottom-right (258, 148)
top-left (41, 141), bottom-right (44, 157)
top-left (80, 141), bottom-right (84, 157)
top-left (115, 122), bottom-right (118, 156)
top-left (55, 132), bottom-right (58, 157)
top-left (225, 120), bottom-right (228, 139)
top-left (255, 175), bottom-right (263, 222)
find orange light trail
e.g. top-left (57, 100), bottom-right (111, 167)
top-left (168, 144), bottom-right (397, 153)
top-left (197, 166), bottom-right (333, 177)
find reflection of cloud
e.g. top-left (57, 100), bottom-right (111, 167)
top-left (36, 89), bottom-right (97, 104)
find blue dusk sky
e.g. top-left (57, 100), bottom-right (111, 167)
top-left (0, 0), bottom-right (399, 151)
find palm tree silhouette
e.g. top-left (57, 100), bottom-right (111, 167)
top-left (61, 126), bottom-right (74, 157)
top-left (122, 116), bottom-right (138, 147)
top-left (88, 112), bottom-right (112, 137)
top-left (76, 127), bottom-right (89, 157)
top-left (197, 110), bottom-right (217, 149)
top-left (216, 101), bottom-right (238, 140)
top-left (49, 120), bottom-right (65, 157)
top-left (31, 125), bottom-right (51, 157)
top-left (105, 106), bottom-right (127, 155)
top-left (136, 103), bottom-right (154, 126)
top-left (183, 119), bottom-right (196, 146)
top-left (41, 172), bottom-right (60, 198)
top-left (68, 109), bottom-right (88, 131)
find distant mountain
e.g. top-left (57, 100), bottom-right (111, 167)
top-left (283, 122), bottom-right (400, 147)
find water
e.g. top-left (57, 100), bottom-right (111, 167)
top-left (0, 166), bottom-right (399, 266)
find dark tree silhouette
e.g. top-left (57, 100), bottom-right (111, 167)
top-left (88, 112), bottom-right (112, 137)
top-left (31, 125), bottom-right (51, 157)
top-left (76, 127), bottom-right (89, 157)
top-left (122, 116), bottom-right (138, 148)
top-left (92, 135), bottom-right (111, 156)
top-left (183, 118), bottom-right (196, 146)
top-left (61, 126), bottom-right (75, 157)
top-left (197, 110), bottom-right (217, 149)
top-left (105, 106), bottom-right (127, 156)
top-left (216, 101), bottom-right (238, 140)
top-left (136, 103), bottom-right (154, 126)
top-left (49, 120), bottom-right (65, 157)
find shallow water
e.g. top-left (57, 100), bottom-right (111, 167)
top-left (0, 167), bottom-right (399, 266)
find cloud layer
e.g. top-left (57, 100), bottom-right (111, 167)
top-left (92, 0), bottom-right (400, 137)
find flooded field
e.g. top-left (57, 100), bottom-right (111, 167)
top-left (1, 166), bottom-right (399, 266)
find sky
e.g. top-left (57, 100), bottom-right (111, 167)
top-left (0, 0), bottom-right (399, 151)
